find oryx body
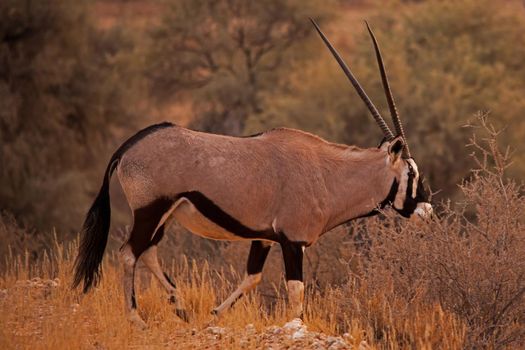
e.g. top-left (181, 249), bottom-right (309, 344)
top-left (73, 20), bottom-right (432, 328)
top-left (119, 125), bottom-right (402, 243)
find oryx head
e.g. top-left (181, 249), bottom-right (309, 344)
top-left (312, 19), bottom-right (433, 220)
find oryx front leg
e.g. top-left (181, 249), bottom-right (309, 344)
top-left (212, 240), bottom-right (273, 316)
top-left (281, 240), bottom-right (305, 319)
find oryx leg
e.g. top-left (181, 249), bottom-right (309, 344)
top-left (140, 226), bottom-right (189, 322)
top-left (119, 199), bottom-right (172, 329)
top-left (212, 240), bottom-right (273, 316)
top-left (281, 240), bottom-right (305, 318)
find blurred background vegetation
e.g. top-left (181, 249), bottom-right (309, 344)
top-left (1, 0), bottom-right (524, 261)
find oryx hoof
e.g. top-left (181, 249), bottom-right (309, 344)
top-left (129, 311), bottom-right (147, 330)
top-left (176, 308), bottom-right (190, 323)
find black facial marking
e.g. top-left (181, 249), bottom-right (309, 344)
top-left (247, 241), bottom-right (272, 275)
top-left (175, 191), bottom-right (278, 241)
top-left (394, 167), bottom-right (430, 218)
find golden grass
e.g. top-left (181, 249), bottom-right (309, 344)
top-left (0, 237), bottom-right (469, 349)
top-left (0, 240), bottom-right (364, 349)
top-left (0, 235), bottom-right (465, 349)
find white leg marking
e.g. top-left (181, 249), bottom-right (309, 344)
top-left (213, 273), bottom-right (262, 315)
top-left (287, 280), bottom-right (304, 318)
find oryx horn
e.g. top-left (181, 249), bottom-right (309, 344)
top-left (310, 18), bottom-right (394, 141)
top-left (365, 21), bottom-right (411, 158)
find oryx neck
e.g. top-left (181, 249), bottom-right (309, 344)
top-left (322, 147), bottom-right (395, 231)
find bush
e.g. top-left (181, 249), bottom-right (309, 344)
top-left (344, 115), bottom-right (525, 348)
top-left (146, 0), bottom-right (334, 135)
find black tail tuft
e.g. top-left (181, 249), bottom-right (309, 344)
top-left (72, 160), bottom-right (117, 293)
top-left (72, 122), bottom-right (174, 293)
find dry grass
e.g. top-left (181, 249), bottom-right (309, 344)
top-left (0, 237), bottom-right (465, 349)
top-left (0, 240), bottom-right (369, 349)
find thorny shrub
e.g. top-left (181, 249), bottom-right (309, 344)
top-left (344, 115), bottom-right (524, 349)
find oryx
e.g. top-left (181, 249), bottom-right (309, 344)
top-left (73, 20), bottom-right (432, 328)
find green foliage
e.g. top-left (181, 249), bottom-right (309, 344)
top-left (0, 1), bottom-right (140, 232)
top-left (147, 0), bottom-right (334, 135)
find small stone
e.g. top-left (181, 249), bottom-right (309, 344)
top-left (326, 336), bottom-right (338, 345)
top-left (239, 338), bottom-right (249, 348)
top-left (245, 323), bottom-right (256, 336)
top-left (327, 338), bottom-right (349, 350)
top-left (70, 303), bottom-right (79, 313)
top-left (44, 279), bottom-right (58, 288)
top-left (206, 326), bottom-right (226, 338)
top-left (268, 326), bottom-right (282, 335)
top-left (312, 340), bottom-right (325, 350)
top-left (291, 327), bottom-right (307, 340)
top-left (283, 318), bottom-right (304, 333)
top-left (358, 340), bottom-right (370, 350)
top-left (343, 333), bottom-right (354, 342)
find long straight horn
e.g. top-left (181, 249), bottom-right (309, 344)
top-left (310, 18), bottom-right (394, 140)
top-left (365, 21), bottom-right (411, 158)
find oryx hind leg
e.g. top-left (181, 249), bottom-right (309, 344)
top-left (212, 240), bottom-right (273, 316)
top-left (120, 198), bottom-right (173, 329)
top-left (140, 225), bottom-right (189, 322)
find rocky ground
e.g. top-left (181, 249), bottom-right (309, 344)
top-left (198, 319), bottom-right (369, 350)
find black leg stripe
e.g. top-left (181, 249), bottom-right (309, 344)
top-left (281, 239), bottom-right (303, 281)
top-left (247, 241), bottom-right (272, 275)
top-left (131, 288), bottom-right (137, 309)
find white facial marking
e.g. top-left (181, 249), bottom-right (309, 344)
top-left (414, 202), bottom-right (433, 219)
top-left (406, 159), bottom-right (420, 199)
top-left (394, 166), bottom-right (409, 209)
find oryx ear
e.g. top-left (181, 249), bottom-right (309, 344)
top-left (387, 136), bottom-right (405, 163)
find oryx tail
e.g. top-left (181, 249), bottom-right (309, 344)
top-left (73, 122), bottom-right (174, 293)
